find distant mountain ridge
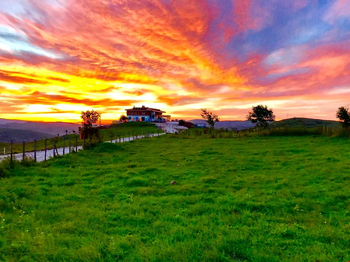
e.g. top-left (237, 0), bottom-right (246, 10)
top-left (0, 127), bottom-right (54, 143)
top-left (0, 119), bottom-right (80, 136)
top-left (190, 117), bottom-right (340, 130)
top-left (189, 119), bottom-right (255, 130)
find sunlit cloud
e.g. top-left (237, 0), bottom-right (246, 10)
top-left (0, 0), bottom-right (350, 122)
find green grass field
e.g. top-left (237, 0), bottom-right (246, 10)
top-left (0, 135), bottom-right (349, 261)
top-left (0, 122), bottom-right (161, 155)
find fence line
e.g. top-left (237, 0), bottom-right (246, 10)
top-left (1, 132), bottom-right (164, 163)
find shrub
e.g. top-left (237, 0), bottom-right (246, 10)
top-left (21, 155), bottom-right (35, 167)
top-left (0, 158), bottom-right (14, 178)
top-left (126, 177), bottom-right (149, 187)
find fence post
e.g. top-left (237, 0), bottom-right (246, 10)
top-left (69, 136), bottom-right (71, 153)
top-left (63, 137), bottom-right (65, 155)
top-left (76, 135), bottom-right (78, 152)
top-left (44, 139), bottom-right (47, 161)
top-left (34, 140), bottom-right (37, 162)
top-left (53, 142), bottom-right (55, 157)
top-left (10, 140), bottom-right (13, 163)
top-left (22, 141), bottom-right (25, 161)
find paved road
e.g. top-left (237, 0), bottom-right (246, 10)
top-left (155, 122), bottom-right (187, 133)
top-left (0, 133), bottom-right (164, 163)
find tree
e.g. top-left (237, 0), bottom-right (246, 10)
top-left (200, 109), bottom-right (219, 129)
top-left (179, 120), bottom-right (185, 126)
top-left (336, 106), bottom-right (350, 128)
top-left (119, 115), bottom-right (128, 122)
top-left (247, 105), bottom-right (275, 129)
top-left (81, 110), bottom-right (101, 140)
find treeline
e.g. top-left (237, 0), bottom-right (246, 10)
top-left (199, 105), bottom-right (350, 132)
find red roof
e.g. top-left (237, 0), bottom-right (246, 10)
top-left (126, 106), bottom-right (165, 113)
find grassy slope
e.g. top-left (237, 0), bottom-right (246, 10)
top-left (0, 136), bottom-right (349, 261)
top-left (271, 118), bottom-right (340, 128)
top-left (0, 122), bottom-right (160, 155)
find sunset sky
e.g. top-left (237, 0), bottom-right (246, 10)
top-left (0, 0), bottom-right (350, 123)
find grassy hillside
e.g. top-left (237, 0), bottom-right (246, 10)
top-left (0, 122), bottom-right (160, 155)
top-left (0, 127), bottom-right (54, 143)
top-left (271, 118), bottom-right (340, 128)
top-left (0, 135), bottom-right (349, 261)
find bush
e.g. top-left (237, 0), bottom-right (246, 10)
top-left (126, 177), bottom-right (149, 187)
top-left (21, 155), bottom-right (35, 167)
top-left (0, 158), bottom-right (14, 178)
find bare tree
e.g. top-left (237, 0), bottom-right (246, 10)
top-left (201, 109), bottom-right (219, 129)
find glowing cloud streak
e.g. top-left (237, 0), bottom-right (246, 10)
top-left (0, 0), bottom-right (350, 122)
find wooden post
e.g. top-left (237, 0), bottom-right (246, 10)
top-left (44, 139), bottom-right (47, 161)
top-left (34, 140), bottom-right (37, 162)
top-left (22, 141), bottom-right (25, 161)
top-left (53, 142), bottom-right (55, 157)
top-left (63, 137), bottom-right (65, 155)
top-left (10, 140), bottom-right (13, 163)
top-left (69, 136), bottom-right (71, 153)
top-left (76, 135), bottom-right (78, 152)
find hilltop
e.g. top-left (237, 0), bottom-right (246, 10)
top-left (271, 117), bottom-right (340, 128)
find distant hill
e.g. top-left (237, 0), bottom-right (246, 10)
top-left (271, 118), bottom-right (340, 128)
top-left (0, 119), bottom-right (79, 136)
top-left (189, 120), bottom-right (255, 130)
top-left (0, 127), bottom-right (54, 143)
top-left (189, 118), bottom-right (340, 130)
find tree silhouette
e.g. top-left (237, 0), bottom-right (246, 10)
top-left (200, 109), bottom-right (219, 129)
top-left (81, 110), bottom-right (101, 140)
top-left (119, 115), bottom-right (128, 122)
top-left (247, 105), bottom-right (275, 129)
top-left (336, 106), bottom-right (350, 128)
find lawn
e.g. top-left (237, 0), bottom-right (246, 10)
top-left (0, 122), bottom-right (161, 155)
top-left (0, 135), bottom-right (349, 261)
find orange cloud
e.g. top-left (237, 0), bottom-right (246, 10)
top-left (1, 0), bottom-right (350, 122)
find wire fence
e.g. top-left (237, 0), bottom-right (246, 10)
top-left (0, 129), bottom-right (164, 163)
